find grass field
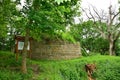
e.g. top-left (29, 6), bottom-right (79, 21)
top-left (0, 51), bottom-right (120, 80)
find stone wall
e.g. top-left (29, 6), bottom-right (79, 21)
top-left (31, 40), bottom-right (81, 60)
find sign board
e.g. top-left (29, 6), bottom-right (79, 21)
top-left (18, 41), bottom-right (30, 50)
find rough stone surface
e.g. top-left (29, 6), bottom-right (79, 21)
top-left (31, 40), bottom-right (81, 60)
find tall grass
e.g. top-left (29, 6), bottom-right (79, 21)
top-left (36, 55), bottom-right (120, 80)
top-left (0, 51), bottom-right (33, 80)
top-left (0, 51), bottom-right (120, 80)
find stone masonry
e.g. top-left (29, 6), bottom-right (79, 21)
top-left (31, 40), bottom-right (81, 60)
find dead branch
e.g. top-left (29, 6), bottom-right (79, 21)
top-left (92, 6), bottom-right (101, 20)
top-left (88, 6), bottom-right (96, 22)
top-left (81, 8), bottom-right (91, 19)
top-left (111, 12), bottom-right (120, 24)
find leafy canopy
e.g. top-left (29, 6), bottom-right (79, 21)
top-left (15, 0), bottom-right (81, 41)
top-left (55, 0), bottom-right (71, 4)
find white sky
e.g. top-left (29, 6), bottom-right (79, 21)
top-left (75, 0), bottom-right (119, 23)
top-left (81, 0), bottom-right (119, 10)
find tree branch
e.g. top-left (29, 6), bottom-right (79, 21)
top-left (114, 30), bottom-right (120, 41)
top-left (111, 12), bottom-right (120, 25)
top-left (92, 6), bottom-right (101, 20)
top-left (81, 8), bottom-right (91, 19)
top-left (88, 6), bottom-right (96, 23)
top-left (95, 27), bottom-right (107, 39)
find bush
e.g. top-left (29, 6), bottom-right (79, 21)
top-left (81, 38), bottom-right (109, 55)
top-left (0, 69), bottom-right (32, 80)
top-left (95, 60), bottom-right (120, 80)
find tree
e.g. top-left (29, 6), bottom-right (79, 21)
top-left (71, 20), bottom-right (109, 55)
top-left (0, 0), bottom-right (16, 35)
top-left (0, 0), bottom-right (16, 50)
top-left (82, 5), bottom-right (120, 55)
top-left (14, 0), bottom-right (81, 73)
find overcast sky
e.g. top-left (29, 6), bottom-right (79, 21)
top-left (74, 0), bottom-right (119, 23)
top-left (81, 0), bottom-right (119, 10)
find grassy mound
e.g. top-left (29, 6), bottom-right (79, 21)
top-left (0, 51), bottom-right (120, 80)
top-left (36, 55), bottom-right (120, 80)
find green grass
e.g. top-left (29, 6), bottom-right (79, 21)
top-left (35, 55), bottom-right (120, 80)
top-left (0, 51), bottom-right (120, 80)
top-left (0, 51), bottom-right (33, 80)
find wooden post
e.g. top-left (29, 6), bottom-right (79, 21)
top-left (29, 40), bottom-right (31, 58)
top-left (16, 40), bottom-right (19, 61)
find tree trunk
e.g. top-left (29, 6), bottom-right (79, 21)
top-left (21, 28), bottom-right (30, 74)
top-left (109, 40), bottom-right (115, 56)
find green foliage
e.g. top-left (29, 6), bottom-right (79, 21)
top-left (1, 51), bottom-right (120, 80)
top-left (0, 0), bottom-right (17, 51)
top-left (55, 0), bottom-right (71, 4)
top-left (0, 51), bottom-right (33, 80)
top-left (0, 35), bottom-right (15, 51)
top-left (0, 70), bottom-right (32, 80)
top-left (115, 40), bottom-right (120, 56)
top-left (0, 26), bottom-right (7, 37)
top-left (33, 0), bottom-right (79, 39)
top-left (71, 20), bottom-right (95, 41)
top-left (0, 0), bottom-right (16, 29)
top-left (71, 20), bottom-right (109, 55)
top-left (82, 38), bottom-right (109, 55)
top-left (59, 63), bottom-right (87, 80)
top-left (0, 51), bottom-right (21, 67)
top-left (0, 0), bottom-right (81, 51)
top-left (15, 0), bottom-right (81, 41)
top-left (94, 59), bottom-right (120, 80)
top-left (61, 32), bottom-right (76, 43)
top-left (35, 55), bottom-right (120, 80)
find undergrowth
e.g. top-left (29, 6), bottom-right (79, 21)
top-left (0, 51), bottom-right (33, 80)
top-left (36, 55), bottom-right (120, 80)
top-left (0, 51), bottom-right (120, 80)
